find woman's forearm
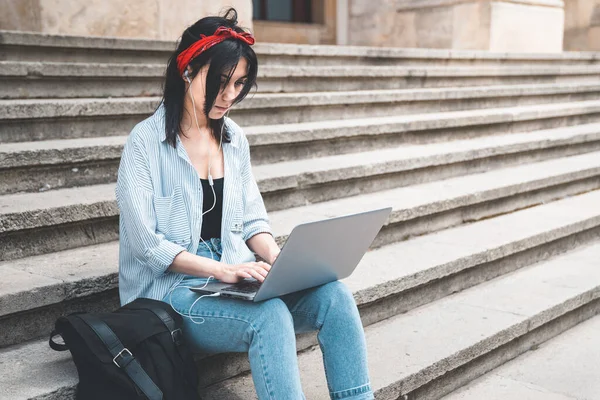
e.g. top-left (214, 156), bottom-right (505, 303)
top-left (167, 232), bottom-right (279, 278)
top-left (246, 232), bottom-right (281, 264)
top-left (167, 250), bottom-right (224, 279)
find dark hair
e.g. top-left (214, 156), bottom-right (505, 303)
top-left (161, 7), bottom-right (258, 148)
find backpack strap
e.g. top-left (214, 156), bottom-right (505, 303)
top-left (128, 304), bottom-right (184, 346)
top-left (49, 329), bottom-right (69, 351)
top-left (78, 314), bottom-right (164, 400)
top-left (124, 302), bottom-right (194, 382)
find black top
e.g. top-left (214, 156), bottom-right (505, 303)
top-left (200, 177), bottom-right (224, 239)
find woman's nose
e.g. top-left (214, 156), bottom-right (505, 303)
top-left (222, 82), bottom-right (237, 102)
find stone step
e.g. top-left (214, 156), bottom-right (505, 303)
top-left (202, 240), bottom-right (600, 399)
top-left (2, 125), bottom-right (600, 260)
top-left (246, 100), bottom-right (600, 165)
top-left (4, 61), bottom-right (600, 99)
top-left (2, 201), bottom-right (599, 399)
top-left (3, 101), bottom-right (600, 195)
top-left (2, 159), bottom-right (600, 348)
top-left (3, 82), bottom-right (600, 142)
top-left (442, 314), bottom-right (600, 400)
top-left (2, 30), bottom-right (600, 66)
top-left (253, 124), bottom-right (600, 211)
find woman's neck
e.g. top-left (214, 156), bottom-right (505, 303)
top-left (180, 114), bottom-right (212, 141)
top-left (180, 125), bottom-right (212, 142)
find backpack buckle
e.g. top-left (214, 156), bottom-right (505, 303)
top-left (113, 348), bottom-right (133, 368)
top-left (171, 329), bottom-right (183, 345)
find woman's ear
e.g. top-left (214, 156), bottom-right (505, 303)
top-left (183, 66), bottom-right (193, 82)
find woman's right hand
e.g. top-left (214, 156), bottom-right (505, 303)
top-left (217, 261), bottom-right (272, 284)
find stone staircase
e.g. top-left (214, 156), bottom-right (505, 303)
top-left (1, 30), bottom-right (600, 399)
top-left (442, 310), bottom-right (600, 399)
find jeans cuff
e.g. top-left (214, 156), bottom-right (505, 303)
top-left (330, 382), bottom-right (373, 399)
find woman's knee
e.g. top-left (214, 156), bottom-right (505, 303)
top-left (250, 298), bottom-right (295, 338)
top-left (319, 280), bottom-right (357, 308)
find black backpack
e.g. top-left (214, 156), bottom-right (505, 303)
top-left (49, 298), bottom-right (200, 400)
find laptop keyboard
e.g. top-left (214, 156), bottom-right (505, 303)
top-left (221, 280), bottom-right (262, 294)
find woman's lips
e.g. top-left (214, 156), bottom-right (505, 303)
top-left (215, 105), bottom-right (229, 111)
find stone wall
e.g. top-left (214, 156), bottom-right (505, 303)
top-left (489, 1), bottom-right (565, 52)
top-left (564, 0), bottom-right (600, 50)
top-left (348, 0), bottom-right (565, 52)
top-left (0, 0), bottom-right (253, 41)
top-left (5, 0), bottom-right (600, 52)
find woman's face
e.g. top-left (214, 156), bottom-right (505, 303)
top-left (188, 57), bottom-right (249, 120)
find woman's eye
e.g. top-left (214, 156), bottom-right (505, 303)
top-left (221, 81), bottom-right (246, 87)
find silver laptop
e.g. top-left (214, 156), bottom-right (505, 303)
top-left (190, 207), bottom-right (392, 302)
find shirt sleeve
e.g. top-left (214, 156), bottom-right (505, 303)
top-left (239, 134), bottom-right (274, 242)
top-left (115, 135), bottom-right (187, 277)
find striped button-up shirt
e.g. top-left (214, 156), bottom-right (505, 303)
top-left (115, 105), bottom-right (272, 305)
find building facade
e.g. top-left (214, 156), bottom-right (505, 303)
top-left (564, 0), bottom-right (600, 50)
top-left (0, 0), bottom-right (599, 52)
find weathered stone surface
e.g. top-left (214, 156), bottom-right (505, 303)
top-left (351, 0), bottom-right (564, 52)
top-left (39, 0), bottom-right (160, 39)
top-left (452, 2), bottom-right (490, 50)
top-left (0, 61), bottom-right (163, 77)
top-left (5, 83), bottom-right (597, 144)
top-left (489, 1), bottom-right (564, 53)
top-left (0, 136), bottom-right (126, 169)
top-left (343, 190), bottom-right (600, 305)
top-left (0, 0), bottom-right (40, 32)
top-left (349, 0), bottom-right (413, 47)
top-left (253, 123), bottom-right (600, 193)
top-left (1, 193), bottom-right (600, 398)
top-left (415, 5), bottom-right (454, 49)
top-left (564, 0), bottom-right (600, 51)
top-left (2, 125), bottom-right (600, 262)
top-left (0, 241), bottom-right (119, 317)
top-left (2, 125), bottom-right (599, 234)
top-left (3, 100), bottom-right (600, 190)
top-left (245, 100), bottom-right (600, 146)
top-left (445, 374), bottom-right (577, 400)
top-left (396, 0), bottom-right (564, 10)
top-left (2, 100), bottom-right (599, 194)
top-left (0, 183), bottom-right (117, 233)
top-left (3, 83), bottom-right (600, 141)
top-left (158, 0), bottom-right (252, 41)
top-left (444, 307), bottom-right (600, 399)
top-left (268, 150), bottom-right (600, 238)
top-left (2, 15), bottom-right (600, 400)
top-left (0, 0), bottom-right (252, 40)
top-left (2, 157), bottom-right (600, 340)
top-left (2, 29), bottom-right (600, 65)
top-left (0, 338), bottom-right (79, 400)
top-left (6, 62), bottom-right (600, 99)
top-left (589, 25), bottom-right (600, 51)
top-left (201, 241), bottom-right (600, 398)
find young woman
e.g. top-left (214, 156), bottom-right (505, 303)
top-left (115, 8), bottom-right (374, 400)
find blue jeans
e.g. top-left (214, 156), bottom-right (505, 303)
top-left (164, 238), bottom-right (374, 400)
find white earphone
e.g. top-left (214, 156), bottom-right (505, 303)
top-left (170, 68), bottom-right (235, 324)
top-left (183, 67), bottom-right (230, 260)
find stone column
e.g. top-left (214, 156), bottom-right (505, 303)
top-left (564, 0), bottom-right (600, 51)
top-left (337, 0), bottom-right (349, 45)
top-left (0, 0), bottom-right (253, 41)
top-left (348, 0), bottom-right (565, 52)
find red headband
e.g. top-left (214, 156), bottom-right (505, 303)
top-left (176, 26), bottom-right (255, 76)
